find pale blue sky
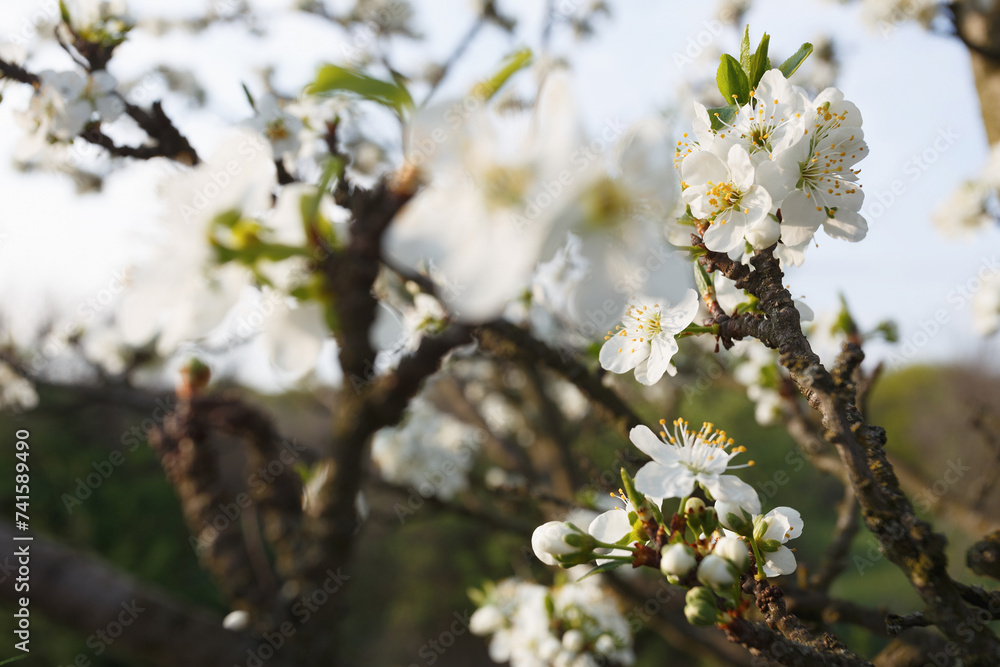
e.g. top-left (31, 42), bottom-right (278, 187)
top-left (0, 0), bottom-right (997, 389)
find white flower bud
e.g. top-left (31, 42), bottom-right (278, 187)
top-left (697, 554), bottom-right (736, 587)
top-left (562, 628), bottom-right (586, 653)
top-left (532, 521), bottom-right (578, 564)
top-left (222, 610), bottom-right (249, 631)
top-left (684, 497), bottom-right (706, 515)
top-left (594, 634), bottom-right (617, 655)
top-left (714, 536), bottom-right (750, 571)
top-left (660, 543), bottom-right (697, 577)
top-left (469, 605), bottom-right (504, 635)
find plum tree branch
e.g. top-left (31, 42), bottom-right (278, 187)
top-left (697, 240), bottom-right (1000, 664)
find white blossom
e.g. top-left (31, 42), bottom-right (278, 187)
top-left (117, 130), bottom-right (275, 355)
top-left (385, 73), bottom-right (582, 322)
top-left (630, 418), bottom-right (758, 508)
top-left (599, 289), bottom-right (699, 385)
top-left (681, 144), bottom-right (775, 254)
top-left (972, 271), bottom-right (1000, 336)
top-left (768, 87), bottom-right (868, 252)
top-left (0, 361), bottom-right (38, 412)
top-left (754, 506), bottom-right (804, 576)
top-left (370, 397), bottom-right (479, 500)
top-left (248, 94), bottom-right (304, 162)
top-left (471, 577), bottom-right (634, 667)
top-left (17, 69), bottom-right (123, 158)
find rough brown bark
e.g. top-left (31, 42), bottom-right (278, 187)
top-left (699, 242), bottom-right (1000, 665)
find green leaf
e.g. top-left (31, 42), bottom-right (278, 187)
top-left (777, 42), bottom-right (813, 79)
top-left (255, 243), bottom-right (310, 262)
top-left (242, 83), bottom-right (256, 111)
top-left (717, 54), bottom-right (749, 106)
top-left (471, 48), bottom-right (533, 101)
top-left (748, 33), bottom-right (770, 90)
top-left (739, 25), bottom-right (751, 72)
top-left (307, 65), bottom-right (414, 115)
top-left (579, 560), bottom-right (628, 580)
top-left (694, 261), bottom-right (715, 304)
top-left (707, 105), bottom-right (738, 132)
top-left (58, 0), bottom-right (71, 24)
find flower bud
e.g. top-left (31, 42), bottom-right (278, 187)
top-left (713, 536), bottom-right (750, 571)
top-left (753, 515), bottom-right (770, 542)
top-left (594, 634), bottom-right (617, 655)
top-left (684, 497), bottom-right (706, 515)
top-left (697, 554), bottom-right (736, 588)
top-left (660, 543), bottom-right (697, 577)
top-left (562, 629), bottom-right (586, 653)
top-left (531, 521), bottom-right (594, 567)
top-left (469, 605), bottom-right (505, 635)
top-left (222, 610), bottom-right (249, 631)
top-left (684, 587), bottom-right (721, 626)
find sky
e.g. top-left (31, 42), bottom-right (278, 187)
top-left (0, 0), bottom-right (998, 391)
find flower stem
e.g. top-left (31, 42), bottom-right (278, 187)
top-left (749, 539), bottom-right (768, 582)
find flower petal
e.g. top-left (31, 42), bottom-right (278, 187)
top-left (703, 210), bottom-right (746, 253)
top-left (701, 474), bottom-right (759, 507)
top-left (660, 289), bottom-right (700, 333)
top-left (779, 190), bottom-right (824, 246)
top-left (589, 508), bottom-right (633, 544)
top-left (629, 425), bottom-right (680, 464)
top-left (634, 462), bottom-right (695, 503)
top-left (763, 545), bottom-right (797, 576)
top-left (822, 208), bottom-right (868, 242)
top-left (682, 150), bottom-right (728, 187)
top-left (727, 145), bottom-right (755, 191)
top-left (762, 506), bottom-right (803, 543)
top-left (599, 335), bottom-right (650, 374)
top-left (741, 185), bottom-right (772, 227)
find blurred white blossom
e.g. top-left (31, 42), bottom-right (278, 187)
top-left (471, 577), bottom-right (634, 667)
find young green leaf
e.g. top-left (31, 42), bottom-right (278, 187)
top-left (717, 54), bottom-right (749, 106)
top-left (739, 25), bottom-right (751, 72)
top-left (580, 560), bottom-right (628, 580)
top-left (693, 261), bottom-right (716, 305)
top-left (707, 105), bottom-right (738, 132)
top-left (307, 65), bottom-right (414, 115)
top-left (471, 48), bottom-right (533, 101)
top-left (777, 42), bottom-right (813, 79)
top-left (748, 33), bottom-right (771, 90)
top-left (241, 83), bottom-right (256, 111)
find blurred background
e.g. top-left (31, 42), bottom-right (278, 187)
top-left (1, 0), bottom-right (1000, 665)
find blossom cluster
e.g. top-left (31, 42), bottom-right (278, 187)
top-left (370, 396), bottom-right (481, 500)
top-left (469, 576), bottom-right (634, 667)
top-left (531, 418), bottom-right (803, 628)
top-left (674, 50), bottom-right (868, 268)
